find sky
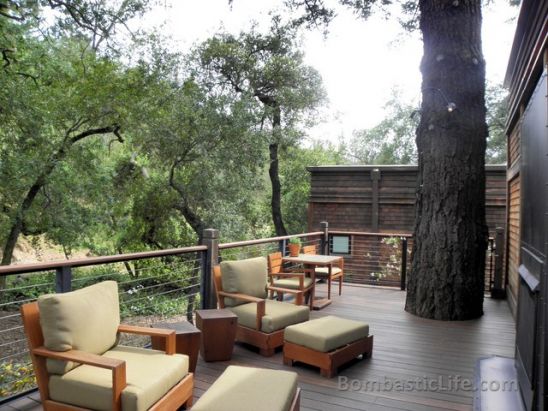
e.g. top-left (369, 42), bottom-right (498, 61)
top-left (141, 1), bottom-right (519, 144)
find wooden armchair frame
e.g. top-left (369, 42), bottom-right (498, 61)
top-left (213, 265), bottom-right (304, 356)
top-left (20, 302), bottom-right (194, 411)
top-left (267, 252), bottom-right (314, 308)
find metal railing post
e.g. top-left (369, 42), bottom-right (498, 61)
top-left (400, 237), bottom-right (408, 291)
top-left (56, 266), bottom-right (72, 293)
top-left (491, 227), bottom-right (506, 299)
top-left (279, 239), bottom-right (287, 255)
top-left (201, 228), bottom-right (219, 309)
top-left (320, 221), bottom-right (329, 255)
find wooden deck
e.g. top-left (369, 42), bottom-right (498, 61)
top-left (1, 284), bottom-right (515, 411)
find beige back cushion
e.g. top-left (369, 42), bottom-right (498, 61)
top-left (38, 280), bottom-right (120, 374)
top-left (220, 257), bottom-right (268, 307)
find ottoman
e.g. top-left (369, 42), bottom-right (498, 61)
top-left (192, 366), bottom-right (301, 411)
top-left (283, 315), bottom-right (373, 378)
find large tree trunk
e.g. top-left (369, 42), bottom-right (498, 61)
top-left (269, 105), bottom-right (288, 236)
top-left (269, 142), bottom-right (288, 236)
top-left (405, 0), bottom-right (488, 320)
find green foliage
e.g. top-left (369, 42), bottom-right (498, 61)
top-left (348, 90), bottom-right (418, 165)
top-left (347, 84), bottom-right (508, 165)
top-left (485, 83), bottom-right (509, 164)
top-left (0, 272), bottom-right (55, 305)
top-left (280, 142), bottom-right (346, 233)
top-left (197, 20), bottom-right (326, 143)
top-left (0, 360), bottom-right (36, 398)
top-left (289, 237), bottom-right (302, 245)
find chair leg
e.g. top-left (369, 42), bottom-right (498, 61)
top-left (339, 276), bottom-right (342, 295)
top-left (327, 276), bottom-right (331, 300)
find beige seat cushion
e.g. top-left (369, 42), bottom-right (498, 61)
top-left (38, 281), bottom-right (120, 374)
top-left (221, 257), bottom-right (268, 307)
top-left (284, 315), bottom-right (369, 353)
top-left (314, 267), bottom-right (342, 276)
top-left (229, 300), bottom-right (309, 333)
top-left (49, 346), bottom-right (189, 411)
top-left (273, 277), bottom-right (314, 290)
top-left (192, 365), bottom-right (297, 411)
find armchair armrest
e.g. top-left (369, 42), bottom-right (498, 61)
top-left (118, 324), bottom-right (176, 354)
top-left (218, 291), bottom-right (266, 330)
top-left (33, 346), bottom-right (126, 411)
top-left (269, 272), bottom-right (306, 289)
top-left (218, 291), bottom-right (263, 303)
top-left (267, 286), bottom-right (304, 306)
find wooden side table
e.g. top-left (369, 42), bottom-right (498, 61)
top-left (150, 321), bottom-right (201, 373)
top-left (195, 309), bottom-right (238, 361)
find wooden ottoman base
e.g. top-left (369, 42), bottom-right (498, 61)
top-left (283, 335), bottom-right (373, 378)
top-left (236, 326), bottom-right (285, 357)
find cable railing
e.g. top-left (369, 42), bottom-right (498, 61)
top-left (0, 246), bottom-right (206, 401)
top-left (328, 231), bottom-right (412, 288)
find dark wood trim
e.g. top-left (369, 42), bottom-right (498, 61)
top-left (505, 5), bottom-right (548, 132)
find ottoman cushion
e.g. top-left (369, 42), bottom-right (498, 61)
top-left (192, 365), bottom-right (298, 411)
top-left (284, 315), bottom-right (369, 353)
top-left (229, 300), bottom-right (309, 333)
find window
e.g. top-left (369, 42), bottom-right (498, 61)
top-left (331, 235), bottom-right (351, 255)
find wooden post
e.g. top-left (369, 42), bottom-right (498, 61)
top-left (371, 169), bottom-right (380, 232)
top-left (201, 229), bottom-right (219, 309)
top-left (320, 221), bottom-right (329, 255)
top-left (400, 237), bottom-right (408, 291)
top-left (491, 227), bottom-right (506, 299)
top-left (55, 266), bottom-right (72, 293)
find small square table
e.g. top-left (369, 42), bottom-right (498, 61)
top-left (150, 321), bottom-right (201, 373)
top-left (195, 308), bottom-right (238, 361)
top-left (282, 254), bottom-right (343, 310)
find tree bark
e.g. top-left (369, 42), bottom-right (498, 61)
top-left (405, 0), bottom-right (488, 320)
top-left (268, 105), bottom-right (288, 236)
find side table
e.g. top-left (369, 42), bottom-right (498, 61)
top-left (195, 309), bottom-right (238, 361)
top-left (150, 321), bottom-right (201, 373)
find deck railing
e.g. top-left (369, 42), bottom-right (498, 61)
top-left (0, 222), bottom-right (505, 402)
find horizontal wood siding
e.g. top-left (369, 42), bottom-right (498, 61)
top-left (507, 175), bottom-right (521, 316)
top-left (509, 127), bottom-right (521, 167)
top-left (310, 203), bottom-right (371, 230)
top-left (308, 166), bottom-right (506, 235)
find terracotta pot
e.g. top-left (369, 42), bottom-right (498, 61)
top-left (288, 243), bottom-right (301, 257)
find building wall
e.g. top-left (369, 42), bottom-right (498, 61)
top-left (506, 127), bottom-right (521, 316)
top-left (307, 165), bottom-right (506, 235)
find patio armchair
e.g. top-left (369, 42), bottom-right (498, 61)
top-left (267, 251), bottom-right (314, 309)
top-left (20, 281), bottom-right (194, 411)
top-left (213, 256), bottom-right (310, 356)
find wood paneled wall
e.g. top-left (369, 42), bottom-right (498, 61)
top-left (307, 165), bottom-right (506, 235)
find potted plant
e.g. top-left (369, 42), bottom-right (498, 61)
top-left (288, 237), bottom-right (302, 257)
